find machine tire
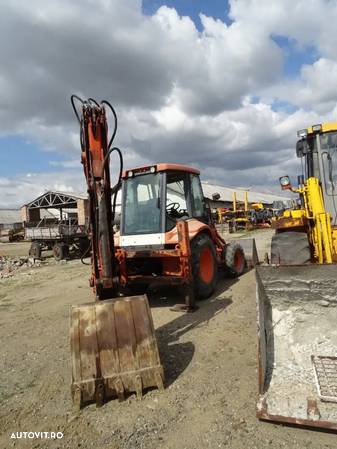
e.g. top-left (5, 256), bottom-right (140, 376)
top-left (79, 237), bottom-right (90, 257)
top-left (29, 242), bottom-right (41, 259)
top-left (53, 243), bottom-right (68, 261)
top-left (224, 243), bottom-right (245, 277)
top-left (271, 231), bottom-right (311, 265)
top-left (191, 233), bottom-right (218, 300)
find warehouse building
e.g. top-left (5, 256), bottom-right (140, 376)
top-left (0, 209), bottom-right (22, 231)
top-left (201, 182), bottom-right (292, 210)
top-left (10, 183), bottom-right (291, 232)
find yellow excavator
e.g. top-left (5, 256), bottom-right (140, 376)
top-left (256, 122), bottom-right (337, 430)
top-left (271, 122), bottom-right (337, 264)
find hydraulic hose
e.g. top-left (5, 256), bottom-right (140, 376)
top-left (71, 95), bottom-right (124, 259)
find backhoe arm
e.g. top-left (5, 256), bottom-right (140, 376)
top-left (71, 96), bottom-right (121, 299)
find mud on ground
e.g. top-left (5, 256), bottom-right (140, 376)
top-left (0, 232), bottom-right (336, 449)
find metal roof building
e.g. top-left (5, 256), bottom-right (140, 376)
top-left (0, 209), bottom-right (22, 230)
top-left (0, 209), bottom-right (22, 225)
top-left (22, 191), bottom-right (88, 209)
top-left (21, 191), bottom-right (89, 225)
top-left (201, 182), bottom-right (292, 206)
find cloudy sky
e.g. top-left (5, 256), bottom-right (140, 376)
top-left (1, 0), bottom-right (336, 207)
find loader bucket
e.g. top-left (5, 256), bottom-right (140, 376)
top-left (232, 238), bottom-right (259, 268)
top-left (256, 265), bottom-right (337, 430)
top-left (70, 295), bottom-right (164, 409)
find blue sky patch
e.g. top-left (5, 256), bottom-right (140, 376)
top-left (272, 35), bottom-right (319, 79)
top-left (271, 99), bottom-right (299, 114)
top-left (0, 136), bottom-right (70, 176)
top-left (250, 96), bottom-right (261, 105)
top-left (142, 0), bottom-right (232, 30)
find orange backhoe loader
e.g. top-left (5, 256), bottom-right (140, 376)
top-left (69, 96), bottom-right (257, 408)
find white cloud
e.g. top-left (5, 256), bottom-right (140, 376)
top-left (266, 58), bottom-right (337, 114)
top-left (1, 0), bottom-right (337, 207)
top-left (0, 171), bottom-right (85, 208)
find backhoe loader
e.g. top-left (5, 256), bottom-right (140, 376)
top-left (69, 96), bottom-right (256, 408)
top-left (256, 122), bottom-right (337, 429)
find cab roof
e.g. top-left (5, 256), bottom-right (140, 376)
top-left (122, 163), bottom-right (200, 179)
top-left (308, 122), bottom-right (337, 134)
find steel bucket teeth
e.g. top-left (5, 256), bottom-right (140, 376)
top-left (70, 295), bottom-right (164, 409)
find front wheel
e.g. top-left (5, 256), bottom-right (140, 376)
top-left (224, 243), bottom-right (245, 277)
top-left (191, 234), bottom-right (218, 300)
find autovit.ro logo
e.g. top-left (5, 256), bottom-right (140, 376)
top-left (10, 432), bottom-right (64, 439)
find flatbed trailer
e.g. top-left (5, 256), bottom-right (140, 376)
top-left (25, 222), bottom-right (89, 260)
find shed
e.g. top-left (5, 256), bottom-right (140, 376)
top-left (201, 182), bottom-right (292, 209)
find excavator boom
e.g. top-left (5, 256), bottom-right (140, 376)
top-left (71, 96), bottom-right (117, 298)
top-left (69, 96), bottom-right (164, 408)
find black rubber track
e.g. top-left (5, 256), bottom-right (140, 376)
top-left (271, 231), bottom-right (311, 265)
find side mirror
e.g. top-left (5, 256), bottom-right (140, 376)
top-left (279, 175), bottom-right (292, 190)
top-left (296, 139), bottom-right (309, 158)
top-left (296, 140), bottom-right (304, 158)
top-left (212, 192), bottom-right (220, 201)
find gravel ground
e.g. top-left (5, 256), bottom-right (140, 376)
top-left (0, 232), bottom-right (336, 449)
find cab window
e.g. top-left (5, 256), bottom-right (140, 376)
top-left (190, 174), bottom-right (206, 217)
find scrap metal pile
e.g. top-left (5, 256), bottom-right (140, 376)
top-left (0, 256), bottom-right (41, 279)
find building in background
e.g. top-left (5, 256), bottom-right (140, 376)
top-left (21, 191), bottom-right (89, 226)
top-left (201, 182), bottom-right (292, 210)
top-left (0, 209), bottom-right (22, 232)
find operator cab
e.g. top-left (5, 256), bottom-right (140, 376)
top-left (120, 163), bottom-right (209, 249)
top-left (296, 123), bottom-right (337, 224)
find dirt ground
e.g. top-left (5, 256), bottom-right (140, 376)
top-left (0, 230), bottom-right (336, 449)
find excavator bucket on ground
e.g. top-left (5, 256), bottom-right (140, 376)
top-left (70, 295), bottom-right (164, 409)
top-left (256, 265), bottom-right (337, 430)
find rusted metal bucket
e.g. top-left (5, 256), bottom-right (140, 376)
top-left (70, 295), bottom-right (164, 409)
top-left (256, 265), bottom-right (337, 430)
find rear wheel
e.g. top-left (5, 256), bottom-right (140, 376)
top-left (271, 231), bottom-right (311, 265)
top-left (224, 243), bottom-right (245, 277)
top-left (29, 242), bottom-right (41, 259)
top-left (53, 243), bottom-right (69, 261)
top-left (191, 234), bottom-right (218, 300)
